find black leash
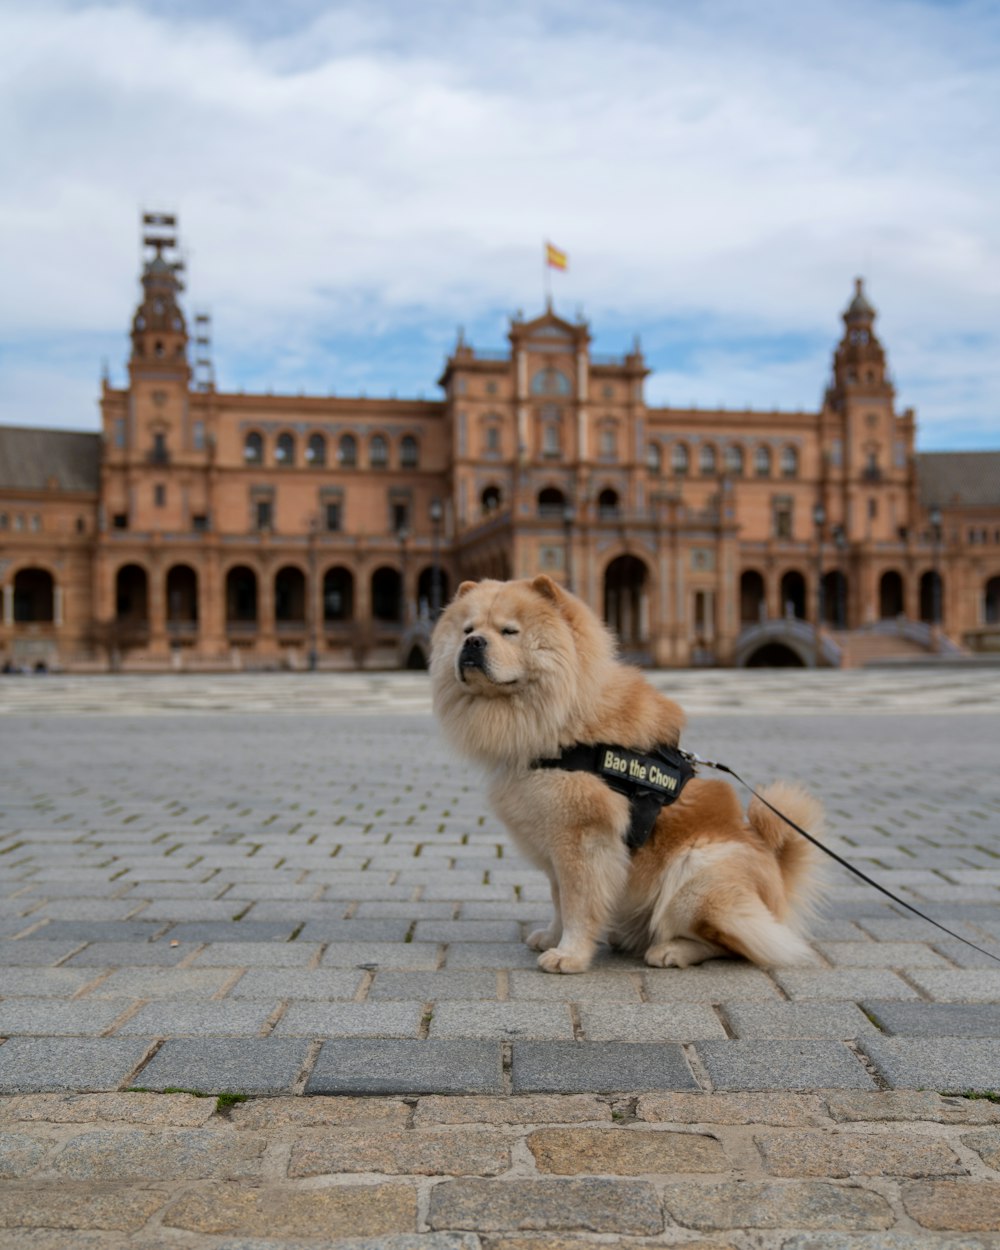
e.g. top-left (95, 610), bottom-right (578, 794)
top-left (679, 748), bottom-right (1000, 967)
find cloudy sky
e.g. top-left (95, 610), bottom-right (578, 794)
top-left (2, 0), bottom-right (998, 448)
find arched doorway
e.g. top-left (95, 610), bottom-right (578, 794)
top-left (880, 570), bottom-right (904, 619)
top-left (919, 571), bottom-right (943, 624)
top-left (274, 566), bottom-right (306, 624)
top-left (604, 555), bottom-right (649, 646)
top-left (746, 642), bottom-right (806, 668)
top-left (226, 566), bottom-right (258, 625)
top-left (115, 564), bottom-right (148, 627)
top-left (372, 567), bottom-right (403, 623)
top-left (417, 566), bottom-right (450, 619)
top-left (13, 568), bottom-right (54, 622)
top-left (323, 567), bottom-right (354, 622)
top-left (985, 576), bottom-right (1000, 625)
top-left (823, 570), bottom-right (848, 627)
top-left (538, 487), bottom-right (567, 517)
top-left (780, 570), bottom-right (806, 620)
top-left (740, 570), bottom-right (765, 624)
top-left (166, 565), bottom-right (198, 627)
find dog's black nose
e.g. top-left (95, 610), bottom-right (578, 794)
top-left (459, 634), bottom-right (487, 668)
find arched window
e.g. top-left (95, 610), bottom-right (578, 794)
top-left (599, 423), bottom-right (618, 460)
top-left (225, 566), bottom-right (257, 624)
top-left (244, 432), bottom-right (263, 464)
top-left (597, 488), bottom-right (620, 518)
top-left (483, 423), bottom-right (501, 456)
top-left (725, 444), bottom-right (745, 476)
top-left (371, 567), bottom-right (403, 622)
top-left (538, 487), bottom-right (567, 517)
top-left (370, 435), bottom-right (388, 468)
top-left (481, 485), bottom-right (502, 514)
top-left (646, 443), bottom-right (662, 473)
top-left (781, 446), bottom-right (799, 478)
top-left (400, 435), bottom-right (419, 468)
top-left (531, 367), bottom-right (571, 396)
top-left (699, 444), bottom-right (717, 476)
top-left (672, 443), bottom-right (689, 476)
top-left (338, 434), bottom-right (357, 467)
top-left (13, 569), bottom-right (54, 623)
top-left (275, 432), bottom-right (295, 466)
top-left (324, 567), bottom-right (354, 622)
top-left (984, 576), bottom-right (1000, 625)
top-left (740, 570), bottom-right (766, 624)
top-left (755, 446), bottom-right (772, 477)
top-left (306, 433), bottom-right (327, 466)
top-left (542, 424), bottom-right (560, 457)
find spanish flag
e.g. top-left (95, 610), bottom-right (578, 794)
top-left (545, 241), bottom-right (568, 271)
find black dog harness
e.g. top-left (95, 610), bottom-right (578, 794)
top-left (532, 742), bottom-right (695, 852)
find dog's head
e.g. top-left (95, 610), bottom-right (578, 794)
top-left (430, 575), bottom-right (616, 763)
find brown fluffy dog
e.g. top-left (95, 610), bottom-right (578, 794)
top-left (430, 575), bottom-right (822, 974)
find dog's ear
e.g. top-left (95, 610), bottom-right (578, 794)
top-left (456, 580), bottom-right (478, 599)
top-left (530, 574), bottom-right (563, 604)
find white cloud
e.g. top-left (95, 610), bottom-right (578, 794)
top-left (0, 0), bottom-right (997, 446)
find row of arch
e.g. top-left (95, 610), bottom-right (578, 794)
top-left (244, 430), bottom-right (419, 470)
top-left (480, 485), bottom-right (622, 517)
top-left (648, 441), bottom-right (800, 479)
top-left (739, 568), bottom-right (958, 626)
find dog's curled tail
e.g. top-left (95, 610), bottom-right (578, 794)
top-left (748, 781), bottom-right (824, 926)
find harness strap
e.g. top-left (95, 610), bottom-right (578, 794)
top-left (533, 742), bottom-right (695, 852)
top-left (679, 748), bottom-right (1000, 967)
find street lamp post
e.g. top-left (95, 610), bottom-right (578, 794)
top-left (429, 499), bottom-right (443, 619)
top-left (833, 525), bottom-right (847, 629)
top-left (563, 503), bottom-right (575, 594)
top-left (930, 504), bottom-right (942, 649)
top-left (813, 502), bottom-right (826, 666)
top-left (397, 525), bottom-right (410, 625)
top-left (308, 516), bottom-right (319, 671)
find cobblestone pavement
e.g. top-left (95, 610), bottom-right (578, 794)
top-left (1, 671), bottom-right (999, 1247)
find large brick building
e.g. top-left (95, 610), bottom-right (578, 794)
top-left (2, 217), bottom-right (999, 671)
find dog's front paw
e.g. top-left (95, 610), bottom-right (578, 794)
top-left (538, 947), bottom-right (591, 974)
top-left (527, 927), bottom-right (560, 952)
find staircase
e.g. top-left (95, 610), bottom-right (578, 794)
top-left (832, 621), bottom-right (964, 668)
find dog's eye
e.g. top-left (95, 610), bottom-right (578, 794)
top-left (501, 627), bottom-right (520, 637)
top-left (463, 625), bottom-right (474, 635)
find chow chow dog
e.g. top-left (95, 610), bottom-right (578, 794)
top-left (430, 575), bottom-right (821, 974)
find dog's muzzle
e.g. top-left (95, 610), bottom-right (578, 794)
top-left (459, 634), bottom-right (488, 674)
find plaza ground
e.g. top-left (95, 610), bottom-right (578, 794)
top-left (0, 670), bottom-right (998, 1246)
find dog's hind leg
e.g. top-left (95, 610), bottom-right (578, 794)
top-left (645, 936), bottom-right (725, 968)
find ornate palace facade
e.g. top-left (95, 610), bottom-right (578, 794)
top-left (2, 219), bottom-right (999, 671)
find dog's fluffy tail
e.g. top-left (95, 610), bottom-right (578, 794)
top-left (748, 781), bottom-right (824, 929)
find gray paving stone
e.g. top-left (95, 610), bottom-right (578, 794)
top-left (319, 942), bottom-right (441, 970)
top-left (113, 1001), bottom-right (278, 1036)
top-left (0, 940), bottom-right (86, 966)
top-left (295, 919), bottom-right (411, 942)
top-left (511, 1041), bottom-right (699, 1093)
top-left (428, 1001), bottom-right (574, 1040)
top-left (87, 968), bottom-right (233, 999)
top-left (0, 967), bottom-right (100, 997)
top-left (858, 1037), bottom-right (1000, 1092)
top-left (368, 970), bottom-right (499, 1000)
top-left (576, 1003), bottom-right (727, 1041)
top-left (160, 921), bottom-right (298, 942)
top-left (134, 1037), bottom-right (311, 1094)
top-left (446, 943), bottom-right (550, 969)
top-left (306, 1039), bottom-right (504, 1094)
top-left (643, 963), bottom-right (782, 1002)
top-left (721, 1002), bottom-right (880, 1039)
top-left (0, 999), bottom-right (128, 1036)
top-left (412, 920), bottom-right (523, 943)
top-left (814, 941), bottom-right (951, 968)
top-left (904, 969), bottom-right (1000, 1002)
top-left (861, 1000), bottom-right (1000, 1038)
top-left (19, 921), bottom-right (165, 943)
top-left (227, 968), bottom-right (364, 1000)
top-left (273, 1001), bottom-right (423, 1037)
top-left (64, 942), bottom-right (197, 967)
top-left (0, 1037), bottom-right (154, 1093)
top-left (132, 900), bottom-right (245, 921)
top-left (507, 969), bottom-right (642, 1002)
top-left (190, 942), bottom-right (321, 967)
top-left (354, 901), bottom-right (456, 919)
top-left (773, 969), bottom-right (920, 1000)
top-left (694, 1039), bottom-right (876, 1090)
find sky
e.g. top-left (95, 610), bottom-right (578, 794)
top-left (1, 0), bottom-right (998, 449)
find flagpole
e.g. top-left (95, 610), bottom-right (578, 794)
top-left (543, 241), bottom-right (551, 309)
